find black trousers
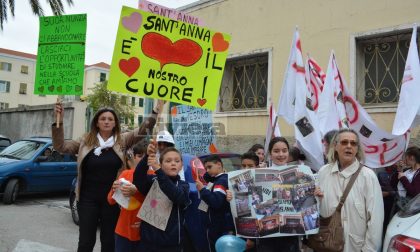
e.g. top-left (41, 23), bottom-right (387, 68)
top-left (77, 197), bottom-right (120, 252)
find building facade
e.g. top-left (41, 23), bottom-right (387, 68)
top-left (179, 0), bottom-right (420, 152)
top-left (0, 48), bottom-right (57, 109)
top-left (0, 48), bottom-right (146, 131)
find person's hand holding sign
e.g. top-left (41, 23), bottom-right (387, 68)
top-left (54, 100), bottom-right (64, 128)
top-left (147, 139), bottom-right (160, 171)
top-left (147, 139), bottom-right (157, 155)
top-left (195, 175), bottom-right (204, 191)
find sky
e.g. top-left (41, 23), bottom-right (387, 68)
top-left (0, 0), bottom-right (198, 65)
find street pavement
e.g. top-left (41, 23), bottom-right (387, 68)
top-left (0, 193), bottom-right (100, 252)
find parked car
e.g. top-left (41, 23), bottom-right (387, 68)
top-left (198, 152), bottom-right (242, 172)
top-left (383, 194), bottom-right (420, 251)
top-left (0, 135), bottom-right (11, 152)
top-left (0, 137), bottom-right (77, 204)
top-left (69, 177), bottom-right (79, 225)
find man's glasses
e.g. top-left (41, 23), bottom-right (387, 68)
top-left (339, 140), bottom-right (358, 147)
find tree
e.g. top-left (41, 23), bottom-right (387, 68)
top-left (87, 81), bottom-right (136, 129)
top-left (0, 0), bottom-right (73, 29)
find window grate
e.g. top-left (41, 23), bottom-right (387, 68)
top-left (219, 54), bottom-right (268, 112)
top-left (358, 31), bottom-right (420, 105)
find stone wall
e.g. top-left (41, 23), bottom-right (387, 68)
top-left (0, 102), bottom-right (87, 142)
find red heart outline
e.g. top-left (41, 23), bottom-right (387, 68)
top-left (142, 32), bottom-right (203, 69)
top-left (212, 32), bottom-right (229, 52)
top-left (119, 57), bottom-right (140, 77)
top-left (197, 98), bottom-right (207, 107)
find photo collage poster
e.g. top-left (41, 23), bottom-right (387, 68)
top-left (228, 165), bottom-right (320, 238)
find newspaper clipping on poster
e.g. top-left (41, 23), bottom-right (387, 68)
top-left (228, 165), bottom-right (319, 238)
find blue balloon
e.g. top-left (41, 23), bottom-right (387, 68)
top-left (215, 235), bottom-right (246, 252)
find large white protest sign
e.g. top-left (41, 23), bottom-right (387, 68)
top-left (228, 165), bottom-right (319, 238)
top-left (138, 180), bottom-right (173, 231)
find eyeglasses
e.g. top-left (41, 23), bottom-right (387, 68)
top-left (339, 140), bottom-right (358, 147)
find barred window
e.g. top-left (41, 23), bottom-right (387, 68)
top-left (19, 83), bottom-right (27, 94)
top-left (356, 29), bottom-right (420, 105)
top-left (21, 65), bottom-right (28, 74)
top-left (219, 53), bottom-right (268, 112)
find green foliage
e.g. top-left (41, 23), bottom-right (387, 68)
top-left (1, 0), bottom-right (73, 29)
top-left (87, 81), bottom-right (135, 129)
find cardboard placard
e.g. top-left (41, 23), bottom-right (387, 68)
top-left (138, 180), bottom-right (173, 231)
top-left (109, 6), bottom-right (231, 110)
top-left (35, 14), bottom-right (87, 95)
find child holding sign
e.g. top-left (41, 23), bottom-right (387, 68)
top-left (107, 142), bottom-right (146, 252)
top-left (195, 155), bottom-right (234, 252)
top-left (132, 141), bottom-right (191, 252)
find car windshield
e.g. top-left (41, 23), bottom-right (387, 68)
top-left (221, 156), bottom-right (242, 172)
top-left (0, 140), bottom-right (47, 160)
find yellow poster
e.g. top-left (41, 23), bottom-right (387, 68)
top-left (109, 6), bottom-right (231, 110)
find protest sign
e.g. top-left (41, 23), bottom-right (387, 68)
top-left (109, 6), bottom-right (230, 110)
top-left (138, 180), bottom-right (173, 231)
top-left (138, 0), bottom-right (204, 26)
top-left (228, 165), bottom-right (319, 238)
top-left (171, 104), bottom-right (215, 155)
top-left (35, 14), bottom-right (87, 95)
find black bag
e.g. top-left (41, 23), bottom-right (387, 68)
top-left (306, 164), bottom-right (362, 252)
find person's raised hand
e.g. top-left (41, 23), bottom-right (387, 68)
top-left (153, 99), bottom-right (166, 114)
top-left (147, 139), bottom-right (157, 156)
top-left (398, 172), bottom-right (405, 180)
top-left (195, 179), bottom-right (204, 191)
top-left (54, 101), bottom-right (64, 123)
top-left (148, 153), bottom-right (160, 171)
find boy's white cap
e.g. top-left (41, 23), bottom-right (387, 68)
top-left (157, 130), bottom-right (175, 145)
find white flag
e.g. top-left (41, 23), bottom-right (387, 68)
top-left (317, 52), bottom-right (349, 136)
top-left (305, 56), bottom-right (326, 111)
top-left (277, 30), bottom-right (299, 124)
top-left (317, 52), bottom-right (408, 168)
top-left (278, 28), bottom-right (324, 170)
top-left (392, 25), bottom-right (420, 135)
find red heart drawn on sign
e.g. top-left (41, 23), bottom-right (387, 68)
top-left (212, 32), bottom-right (229, 52)
top-left (197, 98), bottom-right (207, 107)
top-left (119, 57), bottom-right (140, 77)
top-left (142, 32), bottom-right (203, 69)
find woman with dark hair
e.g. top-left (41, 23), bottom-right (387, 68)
top-left (391, 146), bottom-right (420, 199)
top-left (249, 143), bottom-right (267, 167)
top-left (257, 136), bottom-right (300, 252)
top-left (52, 100), bottom-right (163, 252)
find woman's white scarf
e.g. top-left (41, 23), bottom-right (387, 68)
top-left (94, 133), bottom-right (115, 156)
